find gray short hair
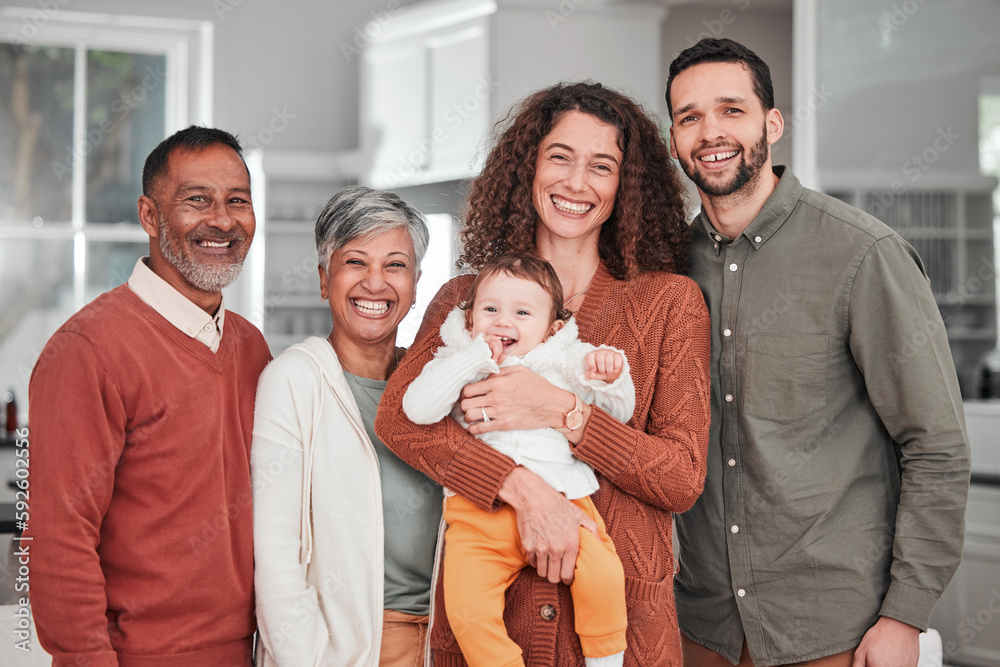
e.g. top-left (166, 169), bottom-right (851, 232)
top-left (315, 186), bottom-right (430, 268)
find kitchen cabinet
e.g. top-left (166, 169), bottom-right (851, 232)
top-left (930, 401), bottom-right (1000, 666)
top-left (930, 484), bottom-right (1000, 666)
top-left (359, 0), bottom-right (668, 188)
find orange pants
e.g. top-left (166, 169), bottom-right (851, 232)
top-left (443, 493), bottom-right (627, 667)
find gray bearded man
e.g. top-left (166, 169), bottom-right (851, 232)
top-left (27, 126), bottom-right (271, 667)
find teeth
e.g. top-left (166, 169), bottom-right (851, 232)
top-left (199, 240), bottom-right (232, 248)
top-left (353, 299), bottom-right (389, 315)
top-left (699, 150), bottom-right (739, 163)
top-left (552, 196), bottom-right (594, 214)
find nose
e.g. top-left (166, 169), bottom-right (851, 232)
top-left (361, 266), bottom-right (387, 292)
top-left (208, 198), bottom-right (237, 231)
top-left (564, 160), bottom-right (588, 192)
top-left (699, 113), bottom-right (726, 144)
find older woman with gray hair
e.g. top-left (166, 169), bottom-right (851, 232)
top-left (251, 186), bottom-right (439, 667)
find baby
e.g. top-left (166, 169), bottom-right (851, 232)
top-left (403, 253), bottom-right (632, 667)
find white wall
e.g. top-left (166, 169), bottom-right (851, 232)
top-left (815, 0), bottom-right (999, 179)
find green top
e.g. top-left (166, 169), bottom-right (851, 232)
top-left (675, 166), bottom-right (970, 666)
top-left (344, 371), bottom-right (442, 616)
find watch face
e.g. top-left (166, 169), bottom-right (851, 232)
top-left (566, 409), bottom-right (584, 431)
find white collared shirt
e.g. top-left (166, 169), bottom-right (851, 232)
top-left (127, 257), bottom-right (225, 353)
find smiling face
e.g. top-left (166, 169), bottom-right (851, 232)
top-left (469, 271), bottom-right (562, 358)
top-left (137, 143), bottom-right (254, 307)
top-left (532, 110), bottom-right (623, 251)
top-left (668, 61), bottom-right (783, 201)
top-left (319, 226), bottom-right (419, 355)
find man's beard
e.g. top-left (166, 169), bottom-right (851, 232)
top-left (680, 124), bottom-right (769, 199)
top-left (157, 213), bottom-right (249, 292)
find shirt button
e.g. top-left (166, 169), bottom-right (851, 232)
top-left (723, 328), bottom-right (732, 337)
top-left (725, 394), bottom-right (733, 403)
top-left (714, 243), bottom-right (719, 250)
top-left (714, 234), bottom-right (722, 242)
top-left (539, 604), bottom-right (556, 621)
top-left (755, 235), bottom-right (762, 243)
top-left (728, 458), bottom-right (736, 467)
top-left (737, 588), bottom-right (746, 598)
top-left (731, 525), bottom-right (739, 533)
top-left (204, 323), bottom-right (213, 332)
top-left (729, 263), bottom-right (738, 272)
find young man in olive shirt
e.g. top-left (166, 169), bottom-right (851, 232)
top-left (667, 39), bottom-right (970, 667)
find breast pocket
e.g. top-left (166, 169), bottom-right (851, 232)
top-left (743, 334), bottom-right (828, 423)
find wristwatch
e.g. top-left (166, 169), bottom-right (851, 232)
top-left (555, 394), bottom-right (584, 433)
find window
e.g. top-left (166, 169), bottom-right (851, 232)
top-left (0, 9), bottom-right (212, 422)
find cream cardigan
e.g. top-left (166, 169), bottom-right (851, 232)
top-left (251, 336), bottom-right (385, 667)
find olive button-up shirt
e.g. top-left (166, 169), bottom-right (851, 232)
top-left (675, 166), bottom-right (970, 666)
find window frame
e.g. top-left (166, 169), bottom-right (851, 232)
top-left (0, 8), bottom-right (213, 310)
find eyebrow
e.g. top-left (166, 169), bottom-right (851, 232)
top-left (672, 96), bottom-right (750, 119)
top-left (544, 142), bottom-right (621, 166)
top-left (176, 184), bottom-right (252, 196)
top-left (342, 249), bottom-right (412, 258)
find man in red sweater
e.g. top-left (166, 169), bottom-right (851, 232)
top-left (26, 126), bottom-right (272, 667)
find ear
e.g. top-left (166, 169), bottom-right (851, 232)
top-left (765, 107), bottom-right (784, 147)
top-left (548, 319), bottom-right (565, 338)
top-left (137, 195), bottom-right (159, 238)
top-left (317, 264), bottom-right (329, 301)
top-left (668, 125), bottom-right (679, 160)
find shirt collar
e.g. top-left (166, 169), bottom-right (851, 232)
top-left (127, 257), bottom-right (226, 352)
top-left (696, 165), bottom-right (803, 251)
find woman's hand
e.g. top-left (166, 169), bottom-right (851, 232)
top-left (460, 365), bottom-right (589, 441)
top-left (498, 467), bottom-right (599, 584)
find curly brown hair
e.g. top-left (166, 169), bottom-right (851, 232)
top-left (458, 82), bottom-right (690, 280)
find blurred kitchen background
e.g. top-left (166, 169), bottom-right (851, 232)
top-left (1, 0), bottom-right (999, 664)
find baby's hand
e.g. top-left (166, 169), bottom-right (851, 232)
top-left (485, 335), bottom-right (506, 365)
top-left (585, 349), bottom-right (624, 383)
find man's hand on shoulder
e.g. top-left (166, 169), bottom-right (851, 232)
top-left (852, 616), bottom-right (919, 667)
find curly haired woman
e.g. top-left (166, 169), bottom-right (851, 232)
top-left (376, 82), bottom-right (711, 667)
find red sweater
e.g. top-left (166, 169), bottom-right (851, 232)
top-left (26, 285), bottom-right (271, 667)
top-left (376, 263), bottom-right (711, 667)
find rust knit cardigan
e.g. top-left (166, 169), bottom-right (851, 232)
top-left (376, 261), bottom-right (711, 667)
